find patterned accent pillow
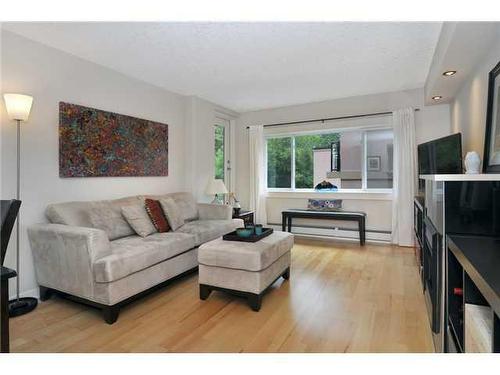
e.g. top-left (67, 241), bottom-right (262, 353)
top-left (145, 199), bottom-right (170, 233)
top-left (159, 197), bottom-right (185, 231)
top-left (307, 199), bottom-right (342, 211)
top-left (121, 204), bottom-right (157, 237)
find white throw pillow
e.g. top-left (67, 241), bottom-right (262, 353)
top-left (121, 204), bottom-right (157, 238)
top-left (159, 197), bottom-right (185, 231)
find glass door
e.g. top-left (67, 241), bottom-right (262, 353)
top-left (214, 117), bottom-right (231, 188)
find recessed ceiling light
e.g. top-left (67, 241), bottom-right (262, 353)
top-left (443, 70), bottom-right (457, 76)
top-left (432, 96), bottom-right (443, 101)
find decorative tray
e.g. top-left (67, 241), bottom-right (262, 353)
top-left (222, 228), bottom-right (274, 242)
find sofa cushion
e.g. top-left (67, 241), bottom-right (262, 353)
top-left (46, 201), bottom-right (94, 227)
top-left (93, 232), bottom-right (196, 283)
top-left (87, 197), bottom-right (140, 240)
top-left (160, 197), bottom-right (184, 231)
top-left (121, 204), bottom-right (157, 237)
top-left (143, 192), bottom-right (198, 222)
top-left (176, 219), bottom-right (242, 246)
top-left (46, 196), bottom-right (140, 230)
top-left (198, 231), bottom-right (294, 271)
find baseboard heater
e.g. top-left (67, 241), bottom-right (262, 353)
top-left (268, 223), bottom-right (391, 243)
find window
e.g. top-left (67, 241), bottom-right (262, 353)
top-left (214, 124), bottom-right (225, 180)
top-left (266, 128), bottom-right (393, 190)
top-left (295, 133), bottom-right (340, 188)
top-left (267, 137), bottom-right (292, 188)
top-left (366, 129), bottom-right (394, 189)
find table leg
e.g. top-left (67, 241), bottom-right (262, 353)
top-left (1, 279), bottom-right (9, 353)
top-left (287, 216), bottom-right (292, 232)
top-left (282, 213), bottom-right (286, 232)
top-left (359, 217), bottom-right (366, 246)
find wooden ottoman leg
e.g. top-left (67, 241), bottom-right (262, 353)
top-left (282, 267), bottom-right (290, 280)
top-left (248, 293), bottom-right (262, 312)
top-left (199, 284), bottom-right (212, 300)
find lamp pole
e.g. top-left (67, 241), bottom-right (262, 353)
top-left (3, 93), bottom-right (38, 317)
top-left (15, 119), bottom-right (21, 301)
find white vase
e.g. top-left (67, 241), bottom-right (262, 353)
top-left (464, 151), bottom-right (481, 174)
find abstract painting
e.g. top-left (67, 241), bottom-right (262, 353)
top-left (59, 102), bottom-right (168, 177)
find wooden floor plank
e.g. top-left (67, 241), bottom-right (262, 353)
top-left (10, 239), bottom-right (434, 353)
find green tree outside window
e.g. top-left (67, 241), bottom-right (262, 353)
top-left (214, 125), bottom-right (225, 180)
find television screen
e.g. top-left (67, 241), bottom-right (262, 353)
top-left (418, 133), bottom-right (463, 175)
top-left (418, 143), bottom-right (431, 174)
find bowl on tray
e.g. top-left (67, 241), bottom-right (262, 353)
top-left (236, 228), bottom-right (253, 238)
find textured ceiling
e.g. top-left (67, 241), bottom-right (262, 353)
top-left (3, 22), bottom-right (442, 112)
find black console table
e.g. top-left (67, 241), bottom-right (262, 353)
top-left (1, 266), bottom-right (17, 353)
top-left (281, 209), bottom-right (366, 245)
top-left (447, 235), bottom-right (500, 353)
top-left (419, 174), bottom-right (500, 352)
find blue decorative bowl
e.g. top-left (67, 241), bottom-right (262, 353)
top-left (236, 228), bottom-right (253, 238)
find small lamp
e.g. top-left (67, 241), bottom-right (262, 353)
top-left (205, 179), bottom-right (228, 204)
top-left (3, 93), bottom-right (38, 317)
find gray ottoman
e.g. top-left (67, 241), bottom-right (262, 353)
top-left (198, 231), bottom-right (294, 311)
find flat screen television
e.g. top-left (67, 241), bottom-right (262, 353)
top-left (418, 133), bottom-right (463, 175)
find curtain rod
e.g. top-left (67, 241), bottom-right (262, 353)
top-left (245, 108), bottom-right (420, 129)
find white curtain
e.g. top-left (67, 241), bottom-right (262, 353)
top-left (248, 125), bottom-right (268, 224)
top-left (392, 108), bottom-right (417, 246)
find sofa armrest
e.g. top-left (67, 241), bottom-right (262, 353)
top-left (27, 224), bottom-right (111, 299)
top-left (197, 203), bottom-right (232, 220)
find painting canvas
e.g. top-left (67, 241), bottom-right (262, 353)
top-left (59, 102), bottom-right (168, 177)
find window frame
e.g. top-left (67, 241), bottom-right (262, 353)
top-left (265, 125), bottom-right (393, 194)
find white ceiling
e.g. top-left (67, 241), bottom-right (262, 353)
top-left (425, 22), bottom-right (500, 105)
top-left (3, 22), bottom-right (442, 112)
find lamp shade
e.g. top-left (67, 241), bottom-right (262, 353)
top-left (3, 93), bottom-right (33, 121)
top-left (205, 179), bottom-right (228, 195)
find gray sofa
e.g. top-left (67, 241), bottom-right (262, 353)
top-left (27, 192), bottom-right (242, 323)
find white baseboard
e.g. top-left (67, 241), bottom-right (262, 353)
top-left (9, 287), bottom-right (40, 301)
top-left (268, 224), bottom-right (391, 244)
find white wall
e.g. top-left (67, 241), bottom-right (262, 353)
top-left (183, 96), bottom-right (238, 203)
top-left (0, 31), bottom-right (187, 298)
top-left (451, 36), bottom-right (500, 161)
top-left (417, 103), bottom-right (451, 145)
top-left (234, 89), bottom-right (451, 236)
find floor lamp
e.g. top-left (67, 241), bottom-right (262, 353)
top-left (3, 93), bottom-right (38, 317)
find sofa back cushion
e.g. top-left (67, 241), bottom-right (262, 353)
top-left (142, 192), bottom-right (198, 222)
top-left (46, 196), bottom-right (140, 240)
top-left (46, 201), bottom-right (95, 228)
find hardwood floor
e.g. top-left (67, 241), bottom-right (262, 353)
top-left (10, 239), bottom-right (434, 353)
